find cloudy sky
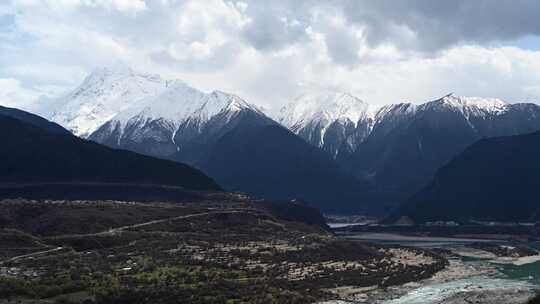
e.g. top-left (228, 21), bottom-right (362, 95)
top-left (2, 0), bottom-right (540, 112)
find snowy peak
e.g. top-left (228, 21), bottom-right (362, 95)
top-left (372, 94), bottom-right (509, 121)
top-left (43, 65), bottom-right (266, 138)
top-left (84, 69), bottom-right (274, 160)
top-left (278, 89), bottom-right (370, 129)
top-left (46, 65), bottom-right (167, 137)
top-left (370, 94), bottom-right (511, 133)
top-left (111, 83), bottom-right (263, 132)
top-left (374, 103), bottom-right (416, 122)
top-left (424, 93), bottom-right (509, 116)
top-left (117, 79), bottom-right (207, 124)
top-left (78, 64), bottom-right (164, 96)
top-left (84, 64), bottom-right (135, 83)
top-left (206, 91), bottom-right (262, 116)
top-left (277, 88), bottom-right (373, 156)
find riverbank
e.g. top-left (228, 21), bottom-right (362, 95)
top-left (324, 232), bottom-right (540, 304)
top-left (342, 232), bottom-right (495, 243)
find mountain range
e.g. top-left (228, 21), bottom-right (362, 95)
top-left (277, 91), bottom-right (540, 209)
top-left (340, 94), bottom-right (540, 204)
top-left (27, 65), bottom-right (540, 213)
top-left (32, 65), bottom-right (368, 212)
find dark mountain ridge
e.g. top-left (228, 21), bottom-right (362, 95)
top-left (0, 105), bottom-right (71, 135)
top-left (0, 108), bottom-right (331, 232)
top-left (198, 124), bottom-right (371, 213)
top-left (90, 101), bottom-right (371, 213)
top-left (397, 130), bottom-right (540, 222)
top-left (0, 113), bottom-right (221, 192)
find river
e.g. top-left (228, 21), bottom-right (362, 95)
top-left (340, 233), bottom-right (540, 304)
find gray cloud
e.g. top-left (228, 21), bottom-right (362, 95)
top-left (236, 0), bottom-right (540, 55)
top-left (240, 1), bottom-right (312, 50)
top-left (323, 23), bottom-right (361, 65)
top-left (342, 0), bottom-right (540, 52)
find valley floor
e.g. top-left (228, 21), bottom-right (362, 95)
top-left (0, 197), bottom-right (447, 304)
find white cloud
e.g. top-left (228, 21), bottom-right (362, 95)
top-left (94, 0), bottom-right (147, 16)
top-left (0, 1), bottom-right (15, 16)
top-left (3, 64), bottom-right (87, 85)
top-left (0, 78), bottom-right (49, 108)
top-left (3, 0), bottom-right (540, 114)
top-left (26, 0), bottom-right (147, 16)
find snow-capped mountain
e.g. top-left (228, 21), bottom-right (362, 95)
top-left (14, 65), bottom-right (373, 212)
top-left (109, 80), bottom-right (263, 130)
top-left (277, 89), bottom-right (372, 157)
top-left (371, 93), bottom-right (509, 127)
top-left (40, 64), bottom-right (168, 137)
top-left (33, 64), bottom-right (273, 161)
top-left (75, 68), bottom-right (367, 212)
top-left (32, 63), bottom-right (540, 213)
top-left (416, 93), bottom-right (510, 117)
top-left (343, 93), bottom-right (540, 206)
top-left (89, 79), bottom-right (271, 159)
top-left (275, 90), bottom-right (535, 163)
